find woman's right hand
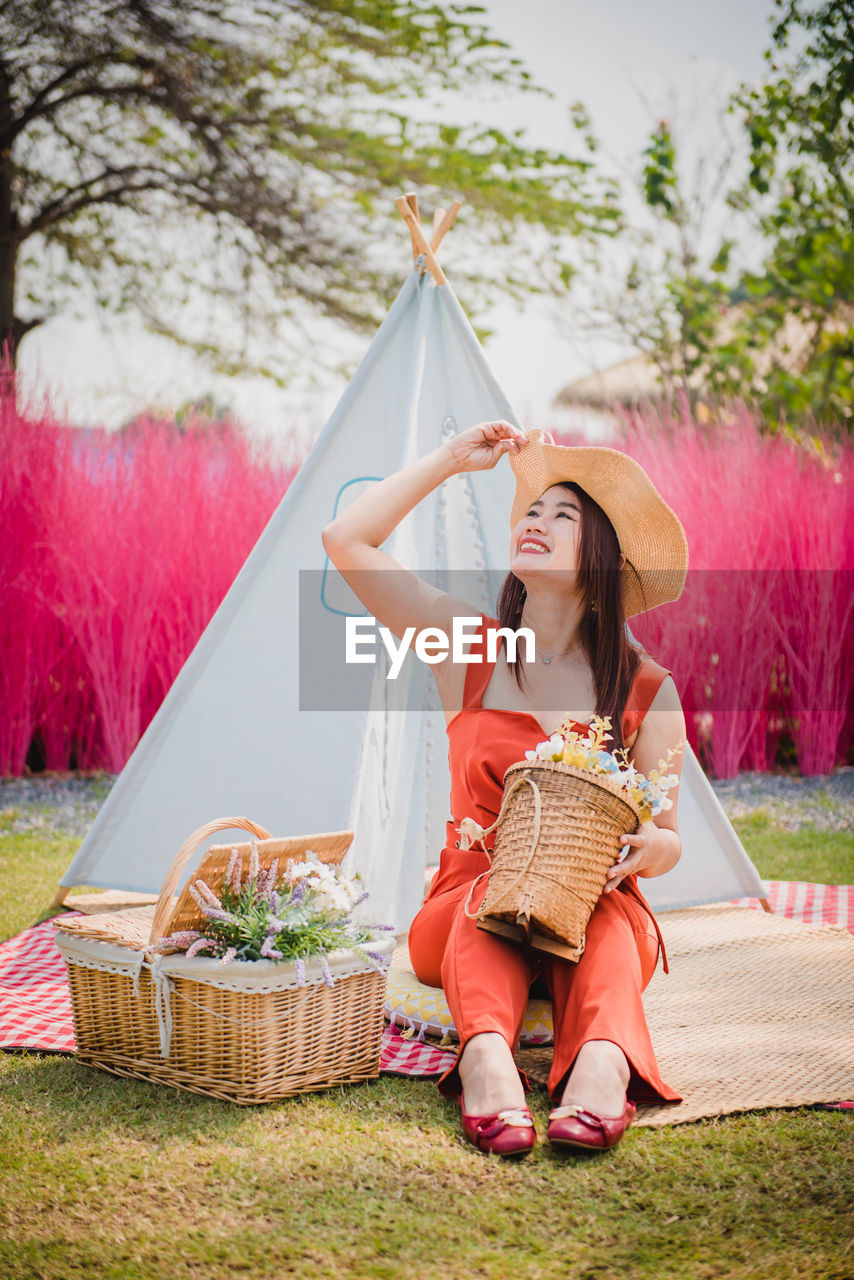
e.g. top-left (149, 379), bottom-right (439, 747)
top-left (444, 420), bottom-right (528, 473)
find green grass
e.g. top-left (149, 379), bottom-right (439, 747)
top-left (731, 811), bottom-right (854, 884)
top-left (0, 832), bottom-right (82, 938)
top-left (1, 822), bottom-right (852, 1279)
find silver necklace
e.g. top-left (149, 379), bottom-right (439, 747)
top-left (538, 640), bottom-right (582, 665)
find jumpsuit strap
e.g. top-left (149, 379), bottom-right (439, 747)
top-left (620, 877), bottom-right (669, 974)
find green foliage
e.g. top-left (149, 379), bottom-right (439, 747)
top-left (642, 122), bottom-right (679, 218)
top-left (0, 0), bottom-right (619, 381)
top-left (172, 873), bottom-right (376, 964)
top-left (728, 0), bottom-right (854, 426)
top-left (599, 1), bottom-right (854, 429)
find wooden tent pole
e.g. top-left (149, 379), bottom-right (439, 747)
top-left (395, 195), bottom-right (447, 285)
top-left (430, 199), bottom-right (463, 252)
top-left (759, 898), bottom-right (774, 914)
top-left (404, 191), bottom-right (420, 260)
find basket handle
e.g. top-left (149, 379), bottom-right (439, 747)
top-left (463, 869), bottom-right (492, 920)
top-left (149, 817), bottom-right (273, 945)
top-left (460, 768), bottom-right (535, 849)
top-left (462, 774), bottom-right (542, 919)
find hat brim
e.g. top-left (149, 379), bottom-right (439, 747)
top-left (508, 433), bottom-right (688, 618)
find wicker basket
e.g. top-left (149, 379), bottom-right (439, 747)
top-left (54, 817), bottom-right (394, 1104)
top-left (463, 762), bottom-right (641, 961)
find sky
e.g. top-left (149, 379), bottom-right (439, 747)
top-left (18, 0), bottom-right (778, 442)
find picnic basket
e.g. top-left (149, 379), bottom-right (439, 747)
top-left (54, 817), bottom-right (394, 1104)
top-left (463, 761), bottom-right (641, 961)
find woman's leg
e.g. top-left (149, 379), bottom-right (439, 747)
top-left (411, 878), bottom-right (537, 1113)
top-left (542, 888), bottom-right (680, 1110)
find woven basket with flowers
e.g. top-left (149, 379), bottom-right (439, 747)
top-left (54, 818), bottom-right (395, 1104)
top-left (461, 718), bottom-right (682, 961)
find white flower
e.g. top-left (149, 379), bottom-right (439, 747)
top-left (285, 855), bottom-right (323, 881)
top-left (547, 733), bottom-right (564, 758)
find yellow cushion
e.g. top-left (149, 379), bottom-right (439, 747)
top-left (384, 965), bottom-right (554, 1046)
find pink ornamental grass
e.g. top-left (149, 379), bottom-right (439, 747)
top-left (0, 398), bottom-right (70, 773)
top-left (2, 389), bottom-right (850, 778)
top-left (0, 397), bottom-right (292, 774)
top-left (620, 403), bottom-right (853, 775)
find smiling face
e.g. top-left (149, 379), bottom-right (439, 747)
top-left (509, 483), bottom-right (582, 582)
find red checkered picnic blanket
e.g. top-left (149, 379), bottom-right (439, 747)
top-left (0, 911), bottom-right (455, 1074)
top-left (2, 882), bottom-right (853, 1078)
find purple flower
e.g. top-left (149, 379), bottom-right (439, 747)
top-left (229, 848), bottom-right (242, 895)
top-left (261, 858), bottom-right (279, 899)
top-left (270, 890), bottom-right (279, 914)
top-left (156, 929), bottom-right (200, 950)
top-left (219, 947), bottom-right (238, 966)
top-left (321, 957), bottom-right (334, 989)
top-left (200, 905), bottom-right (235, 924)
top-left (294, 958), bottom-right (306, 987)
top-left (291, 880), bottom-right (306, 903)
top-left (192, 879), bottom-right (223, 910)
top-left (188, 882), bottom-right (208, 911)
top-left (186, 937), bottom-right (214, 959)
top-left (260, 936), bottom-right (283, 960)
top-left (249, 841), bottom-right (260, 886)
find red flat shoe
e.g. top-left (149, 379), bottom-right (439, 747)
top-left (547, 1098), bottom-right (637, 1151)
top-left (459, 1098), bottom-right (536, 1157)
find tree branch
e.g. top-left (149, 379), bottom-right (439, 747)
top-left (20, 173), bottom-right (181, 238)
top-left (0, 55), bottom-right (114, 147)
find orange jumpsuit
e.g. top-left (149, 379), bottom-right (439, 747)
top-left (408, 615), bottom-right (682, 1106)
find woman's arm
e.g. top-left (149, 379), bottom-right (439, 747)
top-left (603, 675), bottom-right (686, 892)
top-left (321, 420), bottom-right (526, 644)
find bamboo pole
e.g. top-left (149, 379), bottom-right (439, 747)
top-left (395, 195), bottom-right (447, 285)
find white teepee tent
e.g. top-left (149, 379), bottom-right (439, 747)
top-left (57, 202), bottom-right (765, 929)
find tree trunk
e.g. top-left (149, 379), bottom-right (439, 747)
top-left (0, 56), bottom-right (19, 399)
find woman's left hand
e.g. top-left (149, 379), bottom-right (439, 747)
top-left (603, 821), bottom-right (679, 893)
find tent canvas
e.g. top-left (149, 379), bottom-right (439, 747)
top-left (57, 227), bottom-right (766, 930)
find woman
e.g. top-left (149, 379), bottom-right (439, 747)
top-left (322, 421), bottom-right (688, 1156)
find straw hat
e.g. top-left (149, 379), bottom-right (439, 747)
top-left (508, 430), bottom-right (688, 618)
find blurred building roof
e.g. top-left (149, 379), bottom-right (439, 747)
top-left (553, 304), bottom-right (854, 411)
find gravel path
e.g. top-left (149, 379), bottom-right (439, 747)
top-left (1, 769), bottom-right (852, 838)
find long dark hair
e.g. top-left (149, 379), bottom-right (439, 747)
top-left (496, 482), bottom-right (645, 751)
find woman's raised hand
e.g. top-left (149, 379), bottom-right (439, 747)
top-left (444, 421), bottom-right (528, 473)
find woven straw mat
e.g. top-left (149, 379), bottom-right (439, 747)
top-left (513, 905), bottom-right (854, 1126)
top-left (393, 906), bottom-right (854, 1127)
